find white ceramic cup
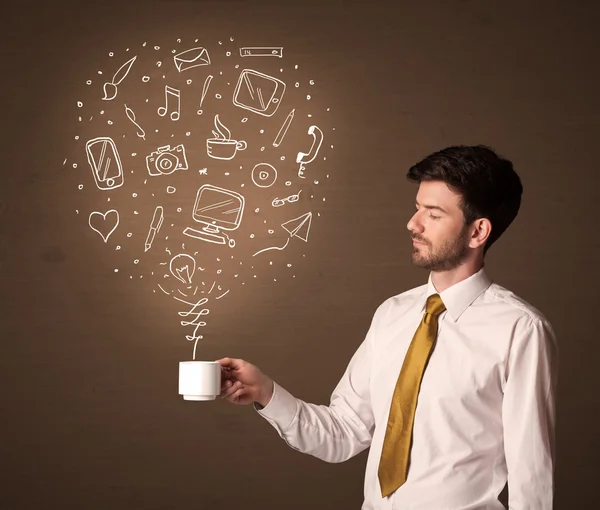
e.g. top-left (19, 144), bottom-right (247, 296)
top-left (178, 361), bottom-right (222, 401)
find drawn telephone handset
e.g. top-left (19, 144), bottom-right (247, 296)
top-left (296, 125), bottom-right (323, 178)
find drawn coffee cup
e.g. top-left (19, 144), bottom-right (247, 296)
top-left (206, 138), bottom-right (247, 160)
top-left (206, 114), bottom-right (247, 160)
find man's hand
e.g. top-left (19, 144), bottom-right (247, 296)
top-left (216, 357), bottom-right (274, 407)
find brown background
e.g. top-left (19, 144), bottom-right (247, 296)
top-left (1, 1), bottom-right (598, 509)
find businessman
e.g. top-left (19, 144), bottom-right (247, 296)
top-left (218, 145), bottom-right (558, 510)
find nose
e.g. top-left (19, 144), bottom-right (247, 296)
top-left (406, 211), bottom-right (423, 234)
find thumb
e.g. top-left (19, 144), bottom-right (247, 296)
top-left (215, 357), bottom-right (243, 370)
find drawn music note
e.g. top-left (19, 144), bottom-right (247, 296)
top-left (158, 85), bottom-right (181, 121)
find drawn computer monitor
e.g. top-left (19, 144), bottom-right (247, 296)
top-left (183, 184), bottom-right (245, 245)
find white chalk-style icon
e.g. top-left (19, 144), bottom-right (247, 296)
top-left (124, 104), bottom-right (146, 140)
top-left (170, 253), bottom-right (196, 284)
top-left (297, 125), bottom-right (324, 178)
top-left (252, 212), bottom-right (312, 257)
top-left (183, 184), bottom-right (245, 248)
top-left (251, 163), bottom-right (278, 188)
top-left (89, 209), bottom-right (119, 243)
top-left (85, 137), bottom-right (124, 190)
top-left (273, 108), bottom-right (295, 147)
top-left (158, 85), bottom-right (181, 121)
top-left (206, 114), bottom-right (247, 161)
top-left (146, 144), bottom-right (189, 176)
top-left (102, 56), bottom-right (137, 101)
top-left (233, 69), bottom-right (286, 117)
top-left (239, 47), bottom-right (283, 58)
top-left (174, 47), bottom-right (210, 72)
top-left (144, 206), bottom-right (164, 252)
top-left (272, 190), bottom-right (301, 207)
top-left (197, 74), bottom-right (213, 115)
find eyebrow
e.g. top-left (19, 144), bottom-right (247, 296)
top-left (415, 201), bottom-right (448, 214)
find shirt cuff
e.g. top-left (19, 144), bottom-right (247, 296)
top-left (253, 381), bottom-right (299, 433)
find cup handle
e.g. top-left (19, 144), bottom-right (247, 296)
top-left (236, 140), bottom-right (247, 151)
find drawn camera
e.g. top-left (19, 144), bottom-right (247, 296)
top-left (146, 144), bottom-right (189, 176)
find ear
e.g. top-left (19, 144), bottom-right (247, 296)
top-left (468, 218), bottom-right (492, 249)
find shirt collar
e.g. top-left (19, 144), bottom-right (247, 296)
top-left (423, 266), bottom-right (492, 322)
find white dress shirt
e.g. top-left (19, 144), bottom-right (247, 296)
top-left (256, 267), bottom-right (558, 510)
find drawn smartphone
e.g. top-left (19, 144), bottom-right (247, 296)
top-left (85, 137), bottom-right (124, 190)
top-left (233, 69), bottom-right (286, 117)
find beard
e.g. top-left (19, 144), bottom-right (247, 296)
top-left (411, 226), bottom-right (470, 271)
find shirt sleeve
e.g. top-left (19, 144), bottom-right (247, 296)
top-left (502, 315), bottom-right (558, 509)
top-left (253, 302), bottom-right (387, 463)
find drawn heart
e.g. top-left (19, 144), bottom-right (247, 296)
top-left (88, 209), bottom-right (119, 243)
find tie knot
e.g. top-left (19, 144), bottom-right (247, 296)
top-left (425, 293), bottom-right (446, 317)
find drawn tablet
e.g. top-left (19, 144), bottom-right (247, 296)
top-left (85, 137), bottom-right (124, 190)
top-left (232, 69), bottom-right (286, 117)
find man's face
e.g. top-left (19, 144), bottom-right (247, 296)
top-left (406, 181), bottom-right (471, 271)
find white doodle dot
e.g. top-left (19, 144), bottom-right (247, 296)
top-left (142, 76), bottom-right (150, 82)
top-left (132, 153), bottom-right (137, 156)
top-left (109, 52), bottom-right (114, 57)
top-left (97, 70), bottom-right (102, 74)
top-left (177, 207), bottom-right (182, 212)
top-left (269, 261), bottom-right (273, 265)
top-left (255, 208), bottom-right (260, 213)
top-left (157, 61), bottom-right (162, 67)
top-left (187, 79), bottom-right (192, 85)
top-left (77, 101), bottom-right (83, 107)
top-left (74, 135), bottom-right (79, 140)
top-left (143, 42), bottom-right (147, 46)
top-left (235, 64), bottom-right (239, 68)
top-left (230, 36), bottom-right (234, 41)
top-left (197, 109), bottom-right (203, 115)
top-left (285, 180), bottom-right (292, 186)
top-left (108, 120), bottom-right (113, 125)
top-left (172, 49), bottom-right (177, 54)
top-left (116, 246), bottom-right (121, 250)
top-left (73, 163), bottom-right (78, 169)
top-left (186, 132), bottom-right (191, 136)
top-left (218, 41), bottom-right (222, 45)
top-left (195, 39), bottom-right (198, 42)
top-left (177, 38), bottom-right (181, 43)
top-left (307, 95), bottom-right (311, 100)
top-left (309, 80), bottom-right (315, 85)
top-left (260, 146), bottom-right (265, 151)
top-left (217, 269), bottom-right (222, 274)
top-left (287, 264), bottom-right (292, 267)
top-left (280, 68), bottom-right (283, 72)
top-left (154, 46), bottom-right (160, 50)
top-left (295, 82), bottom-right (299, 88)
top-left (100, 110), bottom-right (104, 114)
top-left (314, 180), bottom-right (319, 184)
top-left (250, 234), bottom-right (255, 238)
top-left (167, 186), bottom-right (176, 193)
top-left (134, 259), bottom-right (139, 264)
top-left (295, 65), bottom-right (298, 69)
top-left (308, 114), bottom-right (313, 118)
top-left (268, 229), bottom-right (274, 234)
top-left (114, 269), bottom-right (119, 272)
top-left (134, 211), bottom-right (139, 215)
top-left (327, 108), bottom-right (331, 112)
top-left (132, 193), bottom-right (137, 198)
top-left (78, 184), bottom-right (83, 190)
top-left (224, 172), bottom-right (230, 176)
top-left (280, 156), bottom-right (286, 160)
top-left (241, 117), bottom-right (248, 123)
top-left (226, 51), bottom-right (231, 56)
top-left (78, 117), bottom-right (82, 121)
top-left (331, 145), bottom-right (334, 148)
top-left (86, 80), bottom-right (92, 85)
top-left (215, 93), bottom-right (222, 99)
top-left (127, 233), bottom-right (132, 238)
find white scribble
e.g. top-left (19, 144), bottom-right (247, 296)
top-left (102, 56), bottom-right (137, 100)
top-left (273, 108), bottom-right (295, 147)
top-left (89, 209), bottom-right (119, 243)
top-left (297, 125), bottom-right (323, 178)
top-left (146, 144), bottom-right (188, 176)
top-left (233, 69), bottom-right (286, 117)
top-left (240, 47), bottom-right (283, 58)
top-left (197, 74), bottom-right (213, 115)
top-left (183, 184), bottom-right (245, 247)
top-left (85, 137), bottom-right (124, 190)
top-left (170, 254), bottom-right (196, 284)
top-left (272, 190), bottom-right (301, 207)
top-left (157, 85), bottom-right (181, 121)
top-left (206, 114), bottom-right (247, 161)
top-left (124, 104), bottom-right (146, 140)
top-left (144, 206), bottom-right (164, 252)
top-left (174, 47), bottom-right (210, 72)
top-left (251, 163), bottom-right (277, 188)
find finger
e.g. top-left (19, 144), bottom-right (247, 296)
top-left (222, 380), bottom-right (243, 400)
top-left (229, 386), bottom-right (248, 404)
top-left (220, 379), bottom-right (233, 393)
top-left (215, 357), bottom-right (242, 369)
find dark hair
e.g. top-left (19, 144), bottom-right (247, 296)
top-left (407, 145), bottom-right (523, 254)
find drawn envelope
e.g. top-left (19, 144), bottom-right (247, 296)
top-left (174, 47), bottom-right (211, 72)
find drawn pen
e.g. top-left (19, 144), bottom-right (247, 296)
top-left (273, 108), bottom-right (295, 147)
top-left (145, 206), bottom-right (164, 252)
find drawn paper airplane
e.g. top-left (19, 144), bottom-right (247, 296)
top-left (281, 212), bottom-right (312, 242)
top-left (252, 212), bottom-right (312, 257)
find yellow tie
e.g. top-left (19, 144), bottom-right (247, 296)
top-left (378, 293), bottom-right (446, 498)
